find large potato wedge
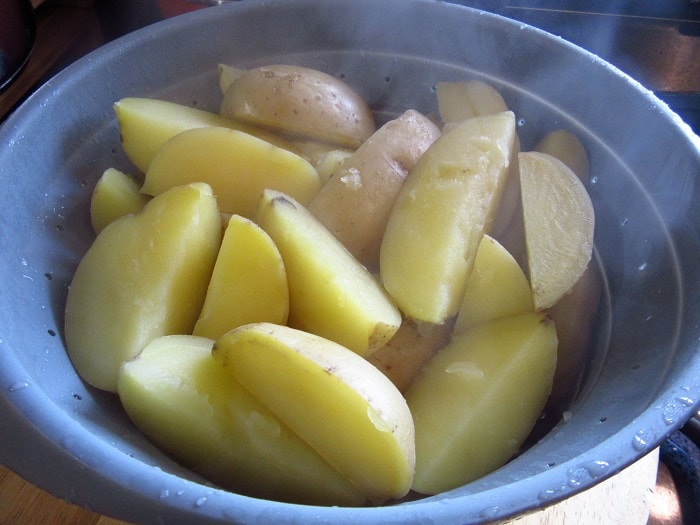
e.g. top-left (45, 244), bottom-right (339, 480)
top-left (212, 323), bottom-right (415, 504)
top-left (220, 64), bottom-right (376, 147)
top-left (256, 189), bottom-right (401, 356)
top-left (380, 111), bottom-right (516, 323)
top-left (114, 97), bottom-right (297, 173)
top-left (118, 335), bottom-right (366, 506)
top-left (308, 109), bottom-right (441, 270)
top-left (65, 183), bottom-right (221, 392)
top-left (406, 312), bottom-right (558, 494)
top-left (141, 126), bottom-right (321, 217)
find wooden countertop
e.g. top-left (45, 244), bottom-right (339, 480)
top-left (0, 448), bottom-right (678, 524)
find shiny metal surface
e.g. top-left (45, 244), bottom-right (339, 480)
top-left (0, 1), bottom-right (699, 523)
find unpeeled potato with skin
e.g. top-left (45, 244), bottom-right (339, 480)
top-left (212, 323), bottom-right (415, 504)
top-left (308, 109), bottom-right (441, 270)
top-left (221, 64), bottom-right (376, 148)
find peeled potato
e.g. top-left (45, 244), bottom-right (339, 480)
top-left (220, 64), bottom-right (376, 147)
top-left (436, 80), bottom-right (509, 125)
top-left (535, 129), bottom-right (590, 183)
top-left (212, 323), bottom-right (415, 504)
top-left (90, 168), bottom-right (150, 234)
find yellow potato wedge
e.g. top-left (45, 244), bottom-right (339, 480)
top-left (141, 126), bottom-right (321, 217)
top-left (90, 168), bottom-right (150, 234)
top-left (212, 323), bottom-right (415, 504)
top-left (118, 335), bottom-right (366, 506)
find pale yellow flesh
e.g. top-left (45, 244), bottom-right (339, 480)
top-left (256, 189), bottom-right (401, 356)
top-left (406, 312), bottom-right (558, 494)
top-left (217, 63), bottom-right (244, 94)
top-left (519, 151), bottom-right (595, 310)
top-left (367, 319), bottom-right (452, 393)
top-left (193, 214), bottom-right (289, 340)
top-left (114, 97), bottom-right (297, 174)
top-left (90, 168), bottom-right (150, 234)
top-left (452, 234), bottom-right (533, 336)
top-left (65, 183), bottom-right (221, 391)
top-left (308, 109), bottom-right (441, 271)
top-left (436, 80), bottom-right (509, 125)
top-left (380, 111), bottom-right (516, 323)
top-left (220, 64), bottom-right (376, 148)
top-left (212, 323), bottom-right (415, 504)
top-left (118, 335), bottom-right (366, 506)
top-left (141, 126), bottom-right (321, 217)
top-left (535, 129), bottom-right (590, 183)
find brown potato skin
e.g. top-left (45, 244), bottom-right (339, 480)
top-left (308, 109), bottom-right (441, 271)
top-left (220, 64), bottom-right (376, 148)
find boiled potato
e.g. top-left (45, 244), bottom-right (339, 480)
top-left (257, 189), bottom-right (401, 356)
top-left (220, 64), bottom-right (376, 147)
top-left (114, 97), bottom-right (297, 173)
top-left (289, 140), bottom-right (354, 184)
top-left (90, 168), bottom-right (150, 234)
top-left (218, 63), bottom-right (244, 94)
top-left (212, 323), bottom-right (415, 504)
top-left (367, 319), bottom-right (452, 393)
top-left (452, 234), bottom-right (533, 336)
top-left (118, 335), bottom-right (366, 506)
top-left (380, 111), bottom-right (516, 323)
top-left (535, 129), bottom-right (590, 183)
top-left (65, 183), bottom-right (221, 391)
top-left (519, 151), bottom-right (595, 310)
top-left (141, 126), bottom-right (321, 217)
top-left (308, 109), bottom-right (441, 270)
top-left (406, 312), bottom-right (558, 494)
top-left (193, 214), bottom-right (288, 340)
top-left (436, 80), bottom-right (509, 125)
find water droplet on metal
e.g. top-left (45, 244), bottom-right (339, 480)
top-left (159, 489), bottom-right (170, 499)
top-left (195, 496), bottom-right (207, 508)
top-left (479, 506), bottom-right (501, 519)
top-left (632, 430), bottom-right (652, 452)
top-left (8, 380), bottom-right (30, 392)
top-left (583, 460), bottom-right (609, 479)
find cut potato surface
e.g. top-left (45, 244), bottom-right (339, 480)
top-left (212, 323), bottom-right (415, 504)
top-left (65, 183), bottom-right (221, 392)
top-left (436, 80), bottom-right (509, 125)
top-left (257, 189), bottom-right (401, 356)
top-left (141, 126), bottom-right (321, 217)
top-left (406, 312), bottom-right (558, 494)
top-left (90, 168), bottom-right (150, 234)
top-left (380, 111), bottom-right (516, 323)
top-left (519, 151), bottom-right (595, 310)
top-left (193, 214), bottom-right (289, 340)
top-left (118, 335), bottom-right (366, 506)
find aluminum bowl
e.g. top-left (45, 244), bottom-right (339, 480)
top-left (1, 1), bottom-right (699, 523)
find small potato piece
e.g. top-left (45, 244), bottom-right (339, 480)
top-left (535, 129), bottom-right (590, 183)
top-left (65, 183), bottom-right (221, 392)
top-left (114, 97), bottom-right (297, 173)
top-left (290, 140), bottom-right (354, 185)
top-left (220, 64), bottom-right (376, 147)
top-left (218, 63), bottom-right (244, 94)
top-left (437, 80), bottom-right (509, 125)
top-left (452, 234), bottom-right (533, 336)
top-left (257, 189), bottom-right (401, 356)
top-left (519, 151), bottom-right (595, 310)
top-left (193, 215), bottom-right (289, 340)
top-left (90, 168), bottom-right (150, 234)
top-left (308, 110), bottom-right (441, 270)
top-left (380, 111), bottom-right (516, 323)
top-left (118, 335), bottom-right (366, 506)
top-left (141, 127), bottom-right (321, 217)
top-left (212, 323), bottom-right (415, 504)
top-left (367, 320), bottom-right (452, 393)
top-left (406, 312), bottom-right (558, 494)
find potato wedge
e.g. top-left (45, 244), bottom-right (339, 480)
top-left (90, 168), bottom-right (150, 234)
top-left (118, 335), bottom-right (366, 506)
top-left (141, 126), bottom-right (321, 217)
top-left (193, 214), bottom-right (288, 340)
top-left (535, 129), bottom-right (590, 183)
top-left (220, 64), bottom-right (375, 147)
top-left (406, 312), bottom-right (558, 494)
top-left (257, 189), bottom-right (401, 356)
top-left (212, 323), bottom-right (415, 504)
top-left (65, 183), bottom-right (221, 391)
top-left (380, 111), bottom-right (516, 323)
top-left (436, 80), bottom-right (509, 125)
top-left (114, 97), bottom-right (297, 173)
top-left (452, 234), bottom-right (533, 335)
top-left (308, 109), bottom-right (441, 270)
top-left (519, 151), bottom-right (595, 310)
